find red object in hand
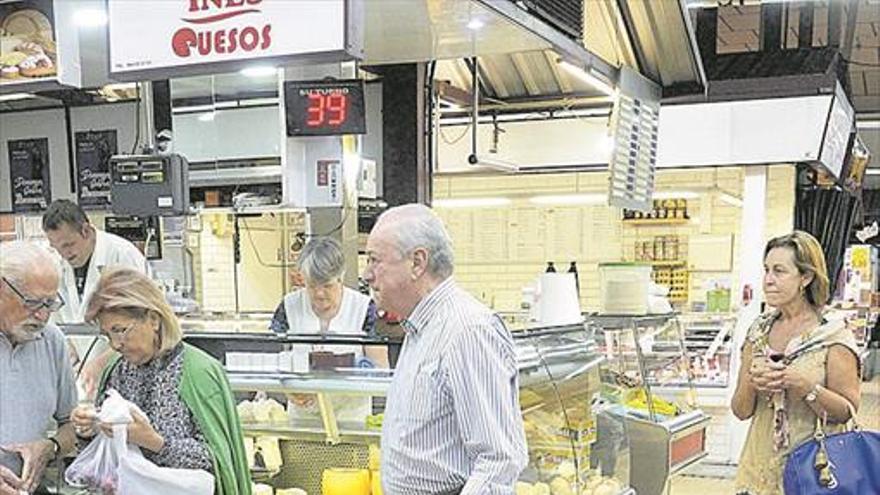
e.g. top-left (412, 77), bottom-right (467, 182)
top-left (381, 310), bottom-right (402, 323)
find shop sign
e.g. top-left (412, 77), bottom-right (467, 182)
top-left (108, 0), bottom-right (346, 75)
top-left (75, 130), bottom-right (118, 209)
top-left (7, 137), bottom-right (51, 213)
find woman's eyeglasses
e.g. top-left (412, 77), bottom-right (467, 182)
top-left (101, 323), bottom-right (137, 343)
top-left (2, 276), bottom-right (65, 313)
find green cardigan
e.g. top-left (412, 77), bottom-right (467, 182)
top-left (99, 344), bottom-right (252, 495)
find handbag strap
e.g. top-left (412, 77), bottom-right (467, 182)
top-left (812, 397), bottom-right (860, 439)
top-left (843, 398), bottom-right (860, 431)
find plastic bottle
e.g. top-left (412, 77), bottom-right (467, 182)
top-left (568, 261), bottom-right (580, 293)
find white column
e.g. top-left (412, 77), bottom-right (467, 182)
top-left (726, 164), bottom-right (768, 463)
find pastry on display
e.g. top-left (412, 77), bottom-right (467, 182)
top-left (0, 7), bottom-right (57, 82)
top-left (17, 51), bottom-right (53, 77)
top-left (0, 65), bottom-right (20, 79)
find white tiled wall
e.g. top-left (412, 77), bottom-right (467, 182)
top-left (432, 165), bottom-right (797, 312)
top-left (194, 213), bottom-right (237, 312)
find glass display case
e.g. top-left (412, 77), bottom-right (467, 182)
top-left (178, 323), bottom-right (633, 495)
top-left (586, 314), bottom-right (710, 495)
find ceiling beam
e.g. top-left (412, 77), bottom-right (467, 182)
top-left (798, 1), bottom-right (814, 49)
top-left (759, 2), bottom-right (784, 51)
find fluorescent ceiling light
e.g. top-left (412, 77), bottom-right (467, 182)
top-left (433, 197), bottom-right (511, 208)
top-left (466, 19), bottom-right (485, 30)
top-left (438, 97), bottom-right (462, 111)
top-left (558, 60), bottom-right (616, 97)
top-left (653, 190), bottom-right (700, 200)
top-left (717, 192), bottom-right (743, 207)
top-left (102, 83), bottom-right (136, 92)
top-left (866, 169), bottom-right (880, 176)
top-left (529, 193), bottom-right (606, 205)
top-left (240, 65), bottom-right (277, 78)
top-left (0, 93), bottom-right (35, 102)
top-left (857, 120), bottom-right (880, 129)
top-left (74, 8), bottom-right (108, 27)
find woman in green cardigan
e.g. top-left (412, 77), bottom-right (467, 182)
top-left (70, 267), bottom-right (251, 495)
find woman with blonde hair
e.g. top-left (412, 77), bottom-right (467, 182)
top-left (69, 267), bottom-right (251, 495)
top-left (731, 231), bottom-right (861, 494)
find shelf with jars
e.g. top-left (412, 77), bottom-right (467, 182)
top-left (622, 199), bottom-right (691, 223)
top-left (630, 235), bottom-right (690, 306)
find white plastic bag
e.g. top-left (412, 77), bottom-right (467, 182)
top-left (114, 421), bottom-right (214, 495)
top-left (64, 389), bottom-right (133, 492)
top-left (67, 389), bottom-right (215, 495)
top-left (63, 427), bottom-right (120, 492)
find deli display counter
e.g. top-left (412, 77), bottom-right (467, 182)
top-left (174, 322), bottom-right (633, 495)
top-left (586, 314), bottom-right (710, 495)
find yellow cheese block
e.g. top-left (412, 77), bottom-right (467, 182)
top-left (322, 468), bottom-right (370, 495)
top-left (252, 483), bottom-right (274, 495)
top-left (368, 444), bottom-right (381, 471)
top-left (276, 489), bottom-right (307, 495)
top-left (371, 470), bottom-right (382, 495)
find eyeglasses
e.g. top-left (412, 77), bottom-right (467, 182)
top-left (101, 323), bottom-right (137, 343)
top-left (2, 277), bottom-right (65, 313)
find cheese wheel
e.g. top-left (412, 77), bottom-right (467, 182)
top-left (322, 468), bottom-right (370, 495)
top-left (276, 489), bottom-right (307, 495)
top-left (371, 470), bottom-right (382, 495)
top-left (253, 483), bottom-right (274, 495)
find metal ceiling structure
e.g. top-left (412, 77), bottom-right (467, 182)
top-left (691, 0), bottom-right (880, 114)
top-left (433, 0), bottom-right (708, 110)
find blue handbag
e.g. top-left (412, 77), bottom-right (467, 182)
top-left (783, 404), bottom-right (880, 495)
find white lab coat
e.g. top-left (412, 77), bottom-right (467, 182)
top-left (283, 286), bottom-right (370, 339)
top-left (283, 287), bottom-right (372, 422)
top-left (55, 230), bottom-right (149, 324)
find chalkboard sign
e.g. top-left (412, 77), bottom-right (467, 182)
top-left (76, 130), bottom-right (118, 209)
top-left (8, 138), bottom-right (51, 213)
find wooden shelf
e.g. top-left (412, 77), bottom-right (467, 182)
top-left (622, 218), bottom-right (690, 226)
top-left (647, 260), bottom-right (687, 266)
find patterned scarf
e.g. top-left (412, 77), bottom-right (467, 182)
top-left (748, 310), bottom-right (857, 452)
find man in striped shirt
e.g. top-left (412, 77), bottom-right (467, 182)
top-left (363, 204), bottom-right (527, 494)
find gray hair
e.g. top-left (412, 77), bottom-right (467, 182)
top-left (0, 241), bottom-right (57, 286)
top-left (298, 237), bottom-right (345, 285)
top-left (377, 204), bottom-right (454, 279)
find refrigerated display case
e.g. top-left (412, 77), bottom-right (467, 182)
top-left (177, 323), bottom-right (634, 495)
top-left (586, 313), bottom-right (710, 495)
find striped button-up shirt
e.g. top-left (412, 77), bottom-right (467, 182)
top-left (381, 277), bottom-right (528, 494)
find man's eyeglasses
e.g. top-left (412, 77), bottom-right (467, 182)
top-left (2, 276), bottom-right (65, 313)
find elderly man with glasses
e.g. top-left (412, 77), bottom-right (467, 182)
top-left (0, 241), bottom-right (77, 495)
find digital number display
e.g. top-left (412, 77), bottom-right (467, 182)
top-left (285, 79), bottom-right (366, 136)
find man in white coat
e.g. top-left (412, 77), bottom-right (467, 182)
top-left (42, 199), bottom-right (149, 393)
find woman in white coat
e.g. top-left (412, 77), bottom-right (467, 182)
top-left (269, 237), bottom-right (386, 422)
top-left (270, 236), bottom-right (376, 338)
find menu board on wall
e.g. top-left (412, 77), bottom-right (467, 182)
top-left (0, 0), bottom-right (57, 85)
top-left (75, 130), bottom-right (117, 209)
top-left (608, 67), bottom-right (661, 212)
top-left (8, 137), bottom-right (51, 212)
